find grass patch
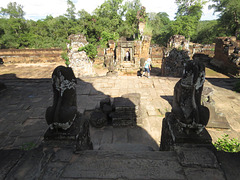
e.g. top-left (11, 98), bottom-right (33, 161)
top-left (20, 142), bottom-right (37, 151)
top-left (205, 68), bottom-right (221, 77)
top-left (213, 134), bottom-right (240, 153)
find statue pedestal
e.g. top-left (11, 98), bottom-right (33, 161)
top-left (44, 114), bottom-right (93, 151)
top-left (160, 113), bottom-right (212, 151)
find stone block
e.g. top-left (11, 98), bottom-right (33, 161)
top-left (62, 151), bottom-right (185, 180)
top-left (175, 147), bottom-right (219, 168)
top-left (0, 149), bottom-right (24, 179)
top-left (44, 115), bottom-right (93, 151)
top-left (184, 168), bottom-right (225, 180)
top-left (160, 113), bottom-right (213, 151)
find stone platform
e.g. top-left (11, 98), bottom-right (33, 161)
top-left (0, 63), bottom-right (240, 179)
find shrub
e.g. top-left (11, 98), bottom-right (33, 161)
top-left (61, 51), bottom-right (70, 67)
top-left (78, 44), bottom-right (97, 59)
top-left (213, 134), bottom-right (240, 152)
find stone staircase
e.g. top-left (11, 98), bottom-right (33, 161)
top-left (118, 62), bottom-right (139, 74)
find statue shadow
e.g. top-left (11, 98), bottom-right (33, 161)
top-left (151, 66), bottom-right (162, 77)
top-left (160, 95), bottom-right (173, 107)
top-left (0, 73), bottom-right (159, 151)
top-left (206, 77), bottom-right (239, 91)
top-left (0, 73), bottom-right (18, 79)
top-left (76, 78), bottom-right (159, 151)
top-left (136, 66), bottom-right (162, 77)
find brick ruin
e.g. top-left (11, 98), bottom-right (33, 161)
top-left (67, 34), bottom-right (95, 77)
top-left (0, 48), bottom-right (63, 63)
top-left (1, 32), bottom-right (239, 77)
top-left (211, 37), bottom-right (240, 76)
top-left (161, 35), bottom-right (215, 77)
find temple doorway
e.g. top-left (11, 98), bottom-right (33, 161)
top-left (122, 48), bottom-right (133, 62)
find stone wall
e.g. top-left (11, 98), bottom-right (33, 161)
top-left (190, 44), bottom-right (215, 58)
top-left (0, 48), bottom-right (63, 63)
top-left (161, 48), bottom-right (190, 77)
top-left (94, 47), bottom-right (105, 65)
top-left (150, 45), bottom-right (164, 66)
top-left (211, 37), bottom-right (240, 75)
top-left (133, 35), bottom-right (151, 66)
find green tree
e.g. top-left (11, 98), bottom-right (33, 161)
top-left (173, 0), bottom-right (206, 42)
top-left (171, 15), bottom-right (199, 40)
top-left (94, 0), bottom-right (124, 19)
top-left (79, 44), bottom-right (98, 59)
top-left (148, 12), bottom-right (171, 45)
top-left (0, 18), bottom-right (28, 48)
top-left (209, 0), bottom-right (240, 38)
top-left (65, 0), bottom-right (76, 20)
top-left (99, 31), bottom-right (119, 47)
top-left (176, 0), bottom-right (205, 20)
top-left (192, 20), bottom-right (228, 44)
top-left (122, 0), bottom-right (142, 38)
top-left (0, 2), bottom-right (25, 19)
top-left (93, 0), bottom-right (125, 36)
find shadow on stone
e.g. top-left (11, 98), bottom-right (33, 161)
top-left (42, 65), bottom-right (158, 152)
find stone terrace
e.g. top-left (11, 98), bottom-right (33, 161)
top-left (0, 63), bottom-right (240, 179)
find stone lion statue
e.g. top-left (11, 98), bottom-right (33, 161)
top-left (172, 60), bottom-right (209, 134)
top-left (45, 66), bottom-right (78, 130)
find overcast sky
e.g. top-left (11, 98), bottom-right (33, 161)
top-left (0, 0), bottom-right (219, 21)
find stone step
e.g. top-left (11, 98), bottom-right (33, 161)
top-left (2, 146), bottom-right (227, 180)
top-left (90, 126), bottom-right (160, 151)
top-left (63, 150), bottom-right (185, 180)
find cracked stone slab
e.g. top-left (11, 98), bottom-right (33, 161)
top-left (184, 167), bottom-right (225, 180)
top-left (175, 147), bottom-right (219, 168)
top-left (5, 147), bottom-right (54, 180)
top-left (62, 151), bottom-right (185, 180)
top-left (0, 149), bottom-right (24, 179)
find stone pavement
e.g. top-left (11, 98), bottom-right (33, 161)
top-left (0, 63), bottom-right (240, 179)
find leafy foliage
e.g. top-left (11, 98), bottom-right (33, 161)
top-left (0, 2), bottom-right (25, 19)
top-left (213, 134), bottom-right (240, 152)
top-left (61, 51), bottom-right (70, 66)
top-left (0, 0), bottom-right (239, 51)
top-left (174, 0), bottom-right (206, 40)
top-left (65, 0), bottom-right (76, 20)
top-left (209, 0), bottom-right (240, 38)
top-left (192, 20), bottom-right (228, 43)
top-left (148, 12), bottom-right (171, 45)
top-left (78, 44), bottom-right (98, 59)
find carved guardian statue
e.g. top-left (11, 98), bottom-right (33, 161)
top-left (172, 60), bottom-right (209, 134)
top-left (45, 66), bottom-right (77, 130)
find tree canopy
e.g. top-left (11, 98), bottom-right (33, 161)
top-left (209, 0), bottom-right (240, 38)
top-left (173, 0), bottom-right (206, 40)
top-left (0, 0), bottom-right (239, 50)
top-left (0, 2), bottom-right (25, 19)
